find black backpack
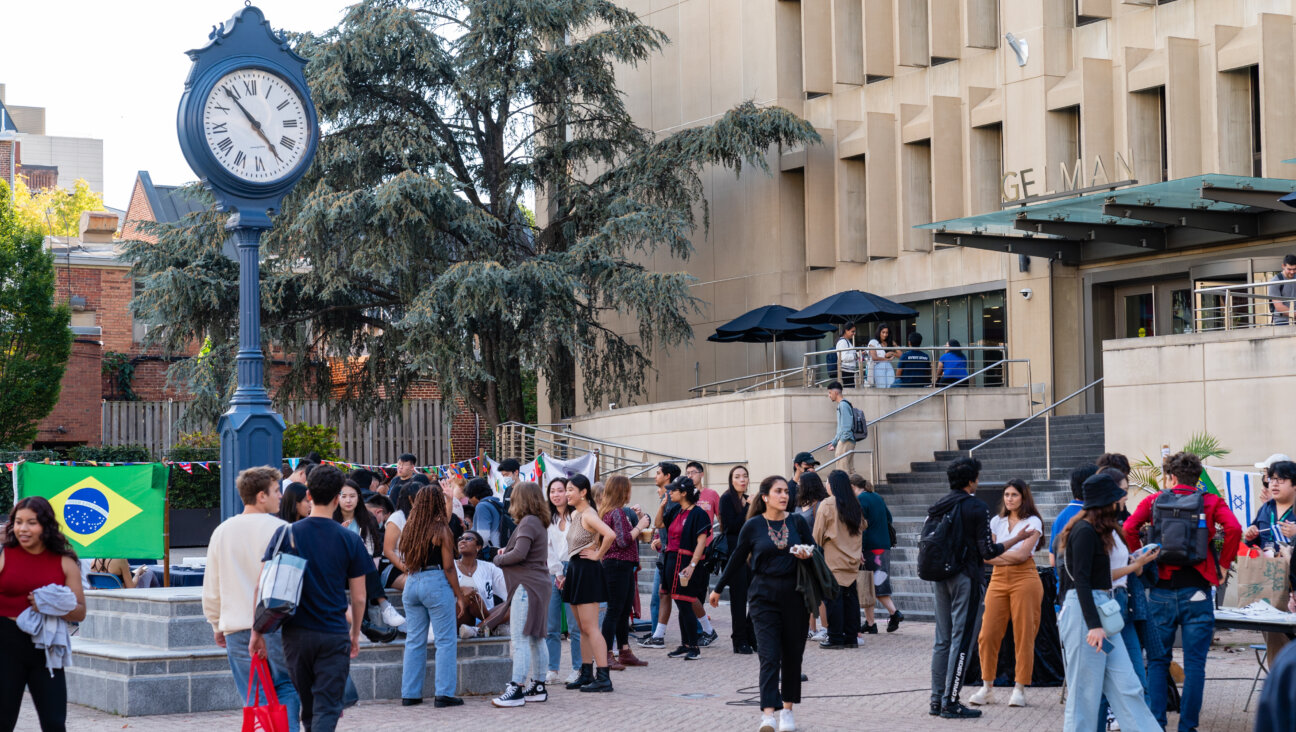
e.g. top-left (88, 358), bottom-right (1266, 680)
top-left (917, 499), bottom-right (965, 581)
top-left (843, 399), bottom-right (868, 440)
top-left (1149, 488), bottom-right (1210, 567)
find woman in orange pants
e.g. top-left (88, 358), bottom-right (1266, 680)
top-left (969, 479), bottom-right (1043, 708)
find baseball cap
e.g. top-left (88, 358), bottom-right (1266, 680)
top-left (1255, 453), bottom-right (1292, 471)
top-left (793, 451), bottom-right (820, 467)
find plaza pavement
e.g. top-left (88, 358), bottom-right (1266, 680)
top-left (23, 597), bottom-right (1270, 731)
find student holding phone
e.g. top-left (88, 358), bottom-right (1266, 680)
top-left (1055, 473), bottom-right (1161, 732)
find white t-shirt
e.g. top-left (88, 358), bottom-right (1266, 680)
top-left (386, 510), bottom-right (407, 563)
top-left (835, 337), bottom-right (859, 372)
top-left (456, 560), bottom-right (507, 609)
top-left (867, 339), bottom-right (890, 362)
top-left (1109, 532), bottom-right (1131, 589)
top-left (989, 514), bottom-right (1042, 553)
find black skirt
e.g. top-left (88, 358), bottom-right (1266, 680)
top-left (562, 556), bottom-right (609, 605)
top-left (663, 551), bottom-right (708, 603)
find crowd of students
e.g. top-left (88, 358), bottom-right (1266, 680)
top-left (918, 448), bottom-right (1296, 732)
top-left (8, 441), bottom-right (1296, 732)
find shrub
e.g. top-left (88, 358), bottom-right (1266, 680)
top-left (0, 446), bottom-right (60, 515)
top-left (282, 423), bottom-right (340, 462)
top-left (68, 444), bottom-right (151, 463)
top-left (165, 445), bottom-right (221, 510)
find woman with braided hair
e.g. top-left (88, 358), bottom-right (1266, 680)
top-left (398, 485), bottom-right (466, 709)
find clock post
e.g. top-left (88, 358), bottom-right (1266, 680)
top-left (176, 4), bottom-right (319, 520)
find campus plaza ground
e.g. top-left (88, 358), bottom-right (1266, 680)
top-left (21, 594), bottom-right (1271, 732)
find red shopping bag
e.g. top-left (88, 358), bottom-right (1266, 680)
top-left (242, 655), bottom-right (290, 732)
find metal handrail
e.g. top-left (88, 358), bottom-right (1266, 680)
top-left (816, 448), bottom-right (873, 473)
top-left (805, 358), bottom-right (1031, 485)
top-left (494, 421), bottom-right (744, 480)
top-left (802, 345), bottom-right (1009, 388)
top-left (1193, 278), bottom-right (1296, 332)
top-left (689, 365), bottom-right (804, 395)
top-left (968, 377), bottom-right (1105, 476)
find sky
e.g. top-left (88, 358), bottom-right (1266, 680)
top-left (1, 1), bottom-right (355, 208)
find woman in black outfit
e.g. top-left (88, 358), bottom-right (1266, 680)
top-left (662, 477), bottom-right (713, 660)
top-left (719, 465), bottom-right (756, 654)
top-left (711, 475), bottom-right (815, 732)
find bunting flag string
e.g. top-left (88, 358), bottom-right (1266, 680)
top-left (0, 455), bottom-right (484, 478)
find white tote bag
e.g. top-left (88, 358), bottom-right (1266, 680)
top-left (253, 525), bottom-right (308, 633)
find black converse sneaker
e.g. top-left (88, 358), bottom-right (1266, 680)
top-left (523, 681), bottom-right (547, 702)
top-left (491, 682), bottom-right (526, 708)
top-left (667, 645), bottom-right (691, 658)
top-left (639, 634), bottom-right (665, 648)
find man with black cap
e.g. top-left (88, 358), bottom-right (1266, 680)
top-left (787, 451), bottom-right (819, 510)
top-left (927, 457), bottom-right (1039, 719)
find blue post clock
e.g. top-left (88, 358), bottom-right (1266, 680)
top-left (176, 4), bottom-right (319, 520)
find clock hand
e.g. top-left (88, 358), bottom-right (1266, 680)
top-left (223, 87), bottom-right (284, 163)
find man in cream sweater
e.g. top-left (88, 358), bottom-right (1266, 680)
top-left (203, 466), bottom-right (300, 731)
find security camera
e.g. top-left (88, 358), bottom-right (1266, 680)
top-left (1019, 288), bottom-right (1033, 300)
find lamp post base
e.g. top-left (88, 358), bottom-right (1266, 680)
top-left (218, 405), bottom-right (285, 521)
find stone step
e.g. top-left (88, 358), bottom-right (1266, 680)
top-left (68, 588), bottom-right (510, 717)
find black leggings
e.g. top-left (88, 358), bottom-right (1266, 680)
top-left (749, 577), bottom-right (809, 710)
top-left (725, 550), bottom-right (756, 649)
top-left (601, 559), bottom-right (636, 649)
top-left (675, 598), bottom-right (699, 648)
top-left (0, 617), bottom-right (66, 732)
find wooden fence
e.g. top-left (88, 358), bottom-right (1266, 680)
top-left (102, 400), bottom-right (448, 465)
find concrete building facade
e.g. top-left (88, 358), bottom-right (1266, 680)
top-left (553, 0), bottom-right (1296, 424)
top-left (0, 84), bottom-right (104, 193)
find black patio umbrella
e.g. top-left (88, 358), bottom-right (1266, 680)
top-left (708, 304), bottom-right (833, 371)
top-left (785, 289), bottom-right (919, 326)
top-left (713, 304), bottom-right (835, 339)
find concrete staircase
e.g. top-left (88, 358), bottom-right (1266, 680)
top-left (879, 412), bottom-right (1106, 623)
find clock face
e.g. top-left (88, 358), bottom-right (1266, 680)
top-left (201, 68), bottom-right (309, 184)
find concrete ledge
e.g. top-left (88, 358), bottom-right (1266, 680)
top-left (68, 635), bottom-right (512, 715)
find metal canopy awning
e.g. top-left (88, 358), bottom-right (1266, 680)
top-left (918, 175), bottom-right (1296, 265)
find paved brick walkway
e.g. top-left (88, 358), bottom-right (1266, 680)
top-left (22, 603), bottom-right (1271, 731)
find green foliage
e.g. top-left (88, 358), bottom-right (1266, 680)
top-left (10, 178), bottom-right (107, 238)
top-left (121, 0), bottom-right (821, 427)
top-left (283, 423), bottom-right (340, 461)
top-left (0, 447), bottom-right (61, 514)
top-left (67, 444), bottom-right (151, 463)
top-left (0, 180), bottom-right (73, 445)
top-left (1128, 432), bottom-right (1231, 497)
top-left (101, 352), bottom-right (138, 401)
top-left (521, 370), bottom-right (538, 426)
top-left (166, 446), bottom-right (221, 509)
top-left (176, 430), bottom-right (220, 449)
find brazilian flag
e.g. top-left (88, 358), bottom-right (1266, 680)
top-left (15, 463), bottom-right (168, 559)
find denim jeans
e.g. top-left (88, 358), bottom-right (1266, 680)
top-left (1059, 590), bottom-right (1160, 732)
top-left (546, 572), bottom-right (582, 672)
top-left (225, 629), bottom-right (301, 732)
top-left (1097, 587), bottom-right (1149, 731)
top-left (401, 569), bottom-right (458, 699)
top-left (1146, 585), bottom-right (1215, 732)
top-left (510, 587), bottom-right (549, 685)
top-left (281, 625), bottom-right (352, 732)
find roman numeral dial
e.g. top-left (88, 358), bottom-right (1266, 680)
top-left (202, 68), bottom-right (309, 183)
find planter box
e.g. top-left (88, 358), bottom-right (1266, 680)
top-left (168, 508), bottom-right (220, 547)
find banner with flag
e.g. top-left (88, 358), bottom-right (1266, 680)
top-left (15, 463), bottom-right (168, 559)
top-left (1208, 466), bottom-right (1264, 528)
top-left (511, 452), bottom-right (598, 492)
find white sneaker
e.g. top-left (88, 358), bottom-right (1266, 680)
top-left (565, 669), bottom-right (581, 685)
top-left (1008, 686), bottom-right (1025, 707)
top-left (777, 708), bottom-right (797, 732)
top-left (758, 714), bottom-right (777, 732)
top-left (381, 603), bottom-right (406, 627)
top-left (968, 685), bottom-right (993, 705)
top-left (458, 624), bottom-right (478, 640)
top-left (545, 670), bottom-right (560, 684)
top-left (809, 629), bottom-right (828, 643)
